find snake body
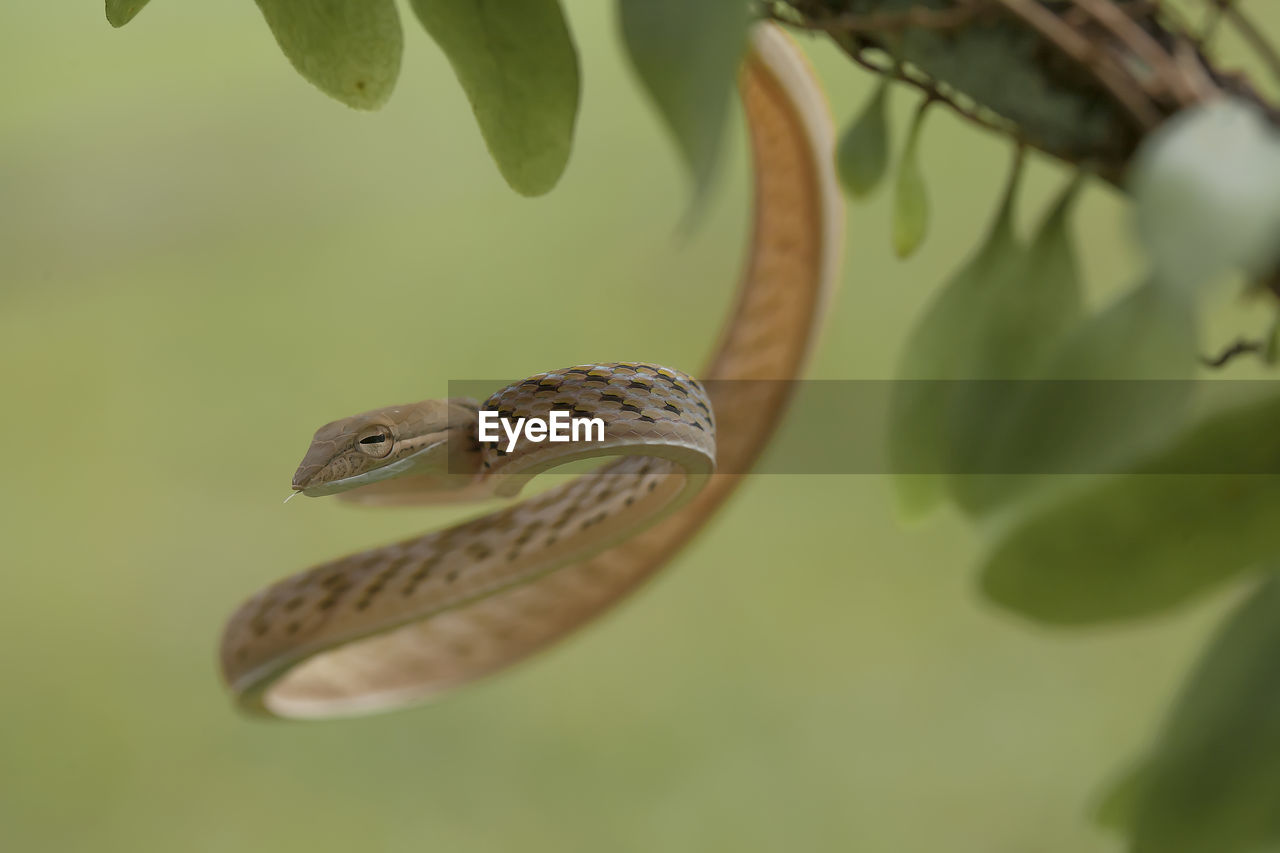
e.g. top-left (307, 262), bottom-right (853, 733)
top-left (220, 23), bottom-right (843, 719)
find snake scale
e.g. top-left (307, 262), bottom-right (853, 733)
top-left (219, 23), bottom-right (844, 719)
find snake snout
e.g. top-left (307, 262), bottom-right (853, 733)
top-left (291, 462), bottom-right (321, 491)
top-left (292, 440), bottom-right (342, 491)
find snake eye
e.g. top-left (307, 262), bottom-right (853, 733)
top-left (356, 425), bottom-right (394, 458)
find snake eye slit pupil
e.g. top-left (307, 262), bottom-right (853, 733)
top-left (356, 427), bottom-right (394, 457)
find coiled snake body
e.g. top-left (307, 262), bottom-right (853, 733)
top-left (220, 23), bottom-right (843, 719)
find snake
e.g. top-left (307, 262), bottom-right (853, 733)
top-left (219, 22), bottom-right (844, 719)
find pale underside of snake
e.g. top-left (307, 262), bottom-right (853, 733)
top-left (219, 22), bottom-right (844, 720)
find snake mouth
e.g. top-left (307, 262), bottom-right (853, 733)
top-left (291, 465), bottom-right (320, 492)
top-left (292, 442), bottom-right (339, 491)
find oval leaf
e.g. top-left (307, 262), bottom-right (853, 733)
top-left (888, 156), bottom-right (1024, 518)
top-left (980, 391), bottom-right (1280, 625)
top-left (1095, 761), bottom-right (1148, 836)
top-left (974, 177), bottom-right (1085, 375)
top-left (412, 0), bottom-right (579, 196)
top-left (255, 0), bottom-right (403, 110)
top-left (946, 177), bottom-right (1087, 515)
top-left (892, 99), bottom-right (930, 258)
top-left (1132, 575), bottom-right (1280, 853)
top-left (106, 0), bottom-right (152, 28)
top-left (619, 0), bottom-right (748, 200)
top-left (837, 81), bottom-right (890, 198)
top-left (954, 275), bottom-right (1192, 517)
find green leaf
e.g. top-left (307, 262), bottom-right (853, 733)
top-left (1130, 575), bottom-right (1280, 853)
top-left (1095, 762), bottom-right (1148, 835)
top-left (1131, 98), bottom-right (1280, 291)
top-left (255, 0), bottom-right (403, 110)
top-left (892, 99), bottom-right (930, 258)
top-left (887, 155), bottom-right (1024, 518)
top-left (972, 177), bottom-right (1085, 375)
top-left (836, 81), bottom-right (890, 198)
top-left (946, 177), bottom-right (1087, 515)
top-left (411, 0), bottom-right (579, 197)
top-left (106, 0), bottom-right (151, 27)
top-left (618, 0), bottom-right (748, 199)
top-left (954, 277), bottom-right (1194, 517)
top-left (980, 391), bottom-right (1280, 625)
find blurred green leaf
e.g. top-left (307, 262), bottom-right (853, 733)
top-left (255, 0), bottom-right (402, 110)
top-left (1129, 574), bottom-right (1280, 853)
top-left (980, 391), bottom-right (1280, 625)
top-left (954, 277), bottom-right (1193, 517)
top-left (411, 0), bottom-right (579, 196)
top-left (1131, 98), bottom-right (1280, 291)
top-left (973, 177), bottom-right (1084, 374)
top-left (947, 177), bottom-right (1086, 515)
top-left (1095, 761), bottom-right (1148, 835)
top-left (892, 99), bottom-right (930, 258)
top-left (888, 155), bottom-right (1023, 518)
top-left (105, 0), bottom-right (151, 27)
top-left (618, 0), bottom-right (747, 201)
top-left (1033, 282), bottom-right (1196, 379)
top-left (837, 81), bottom-right (890, 198)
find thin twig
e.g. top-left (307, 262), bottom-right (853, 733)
top-left (1198, 0), bottom-right (1229, 45)
top-left (763, 3), bottom-right (1034, 147)
top-left (1069, 0), bottom-right (1200, 105)
top-left (789, 1), bottom-right (993, 35)
top-left (993, 0), bottom-right (1163, 128)
top-left (1174, 37), bottom-right (1221, 101)
top-left (1061, 0), bottom-right (1160, 28)
top-left (1218, 1), bottom-right (1280, 85)
top-left (1202, 338), bottom-right (1263, 368)
top-left (843, 45), bottom-right (1028, 144)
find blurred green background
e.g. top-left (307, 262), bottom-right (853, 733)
top-left (3, 4), bottom-right (1279, 852)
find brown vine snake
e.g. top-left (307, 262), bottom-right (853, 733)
top-left (220, 22), bottom-right (844, 719)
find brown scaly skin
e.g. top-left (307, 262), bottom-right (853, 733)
top-left (219, 23), bottom-right (844, 720)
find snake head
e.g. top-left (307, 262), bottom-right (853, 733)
top-left (291, 399), bottom-right (480, 497)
